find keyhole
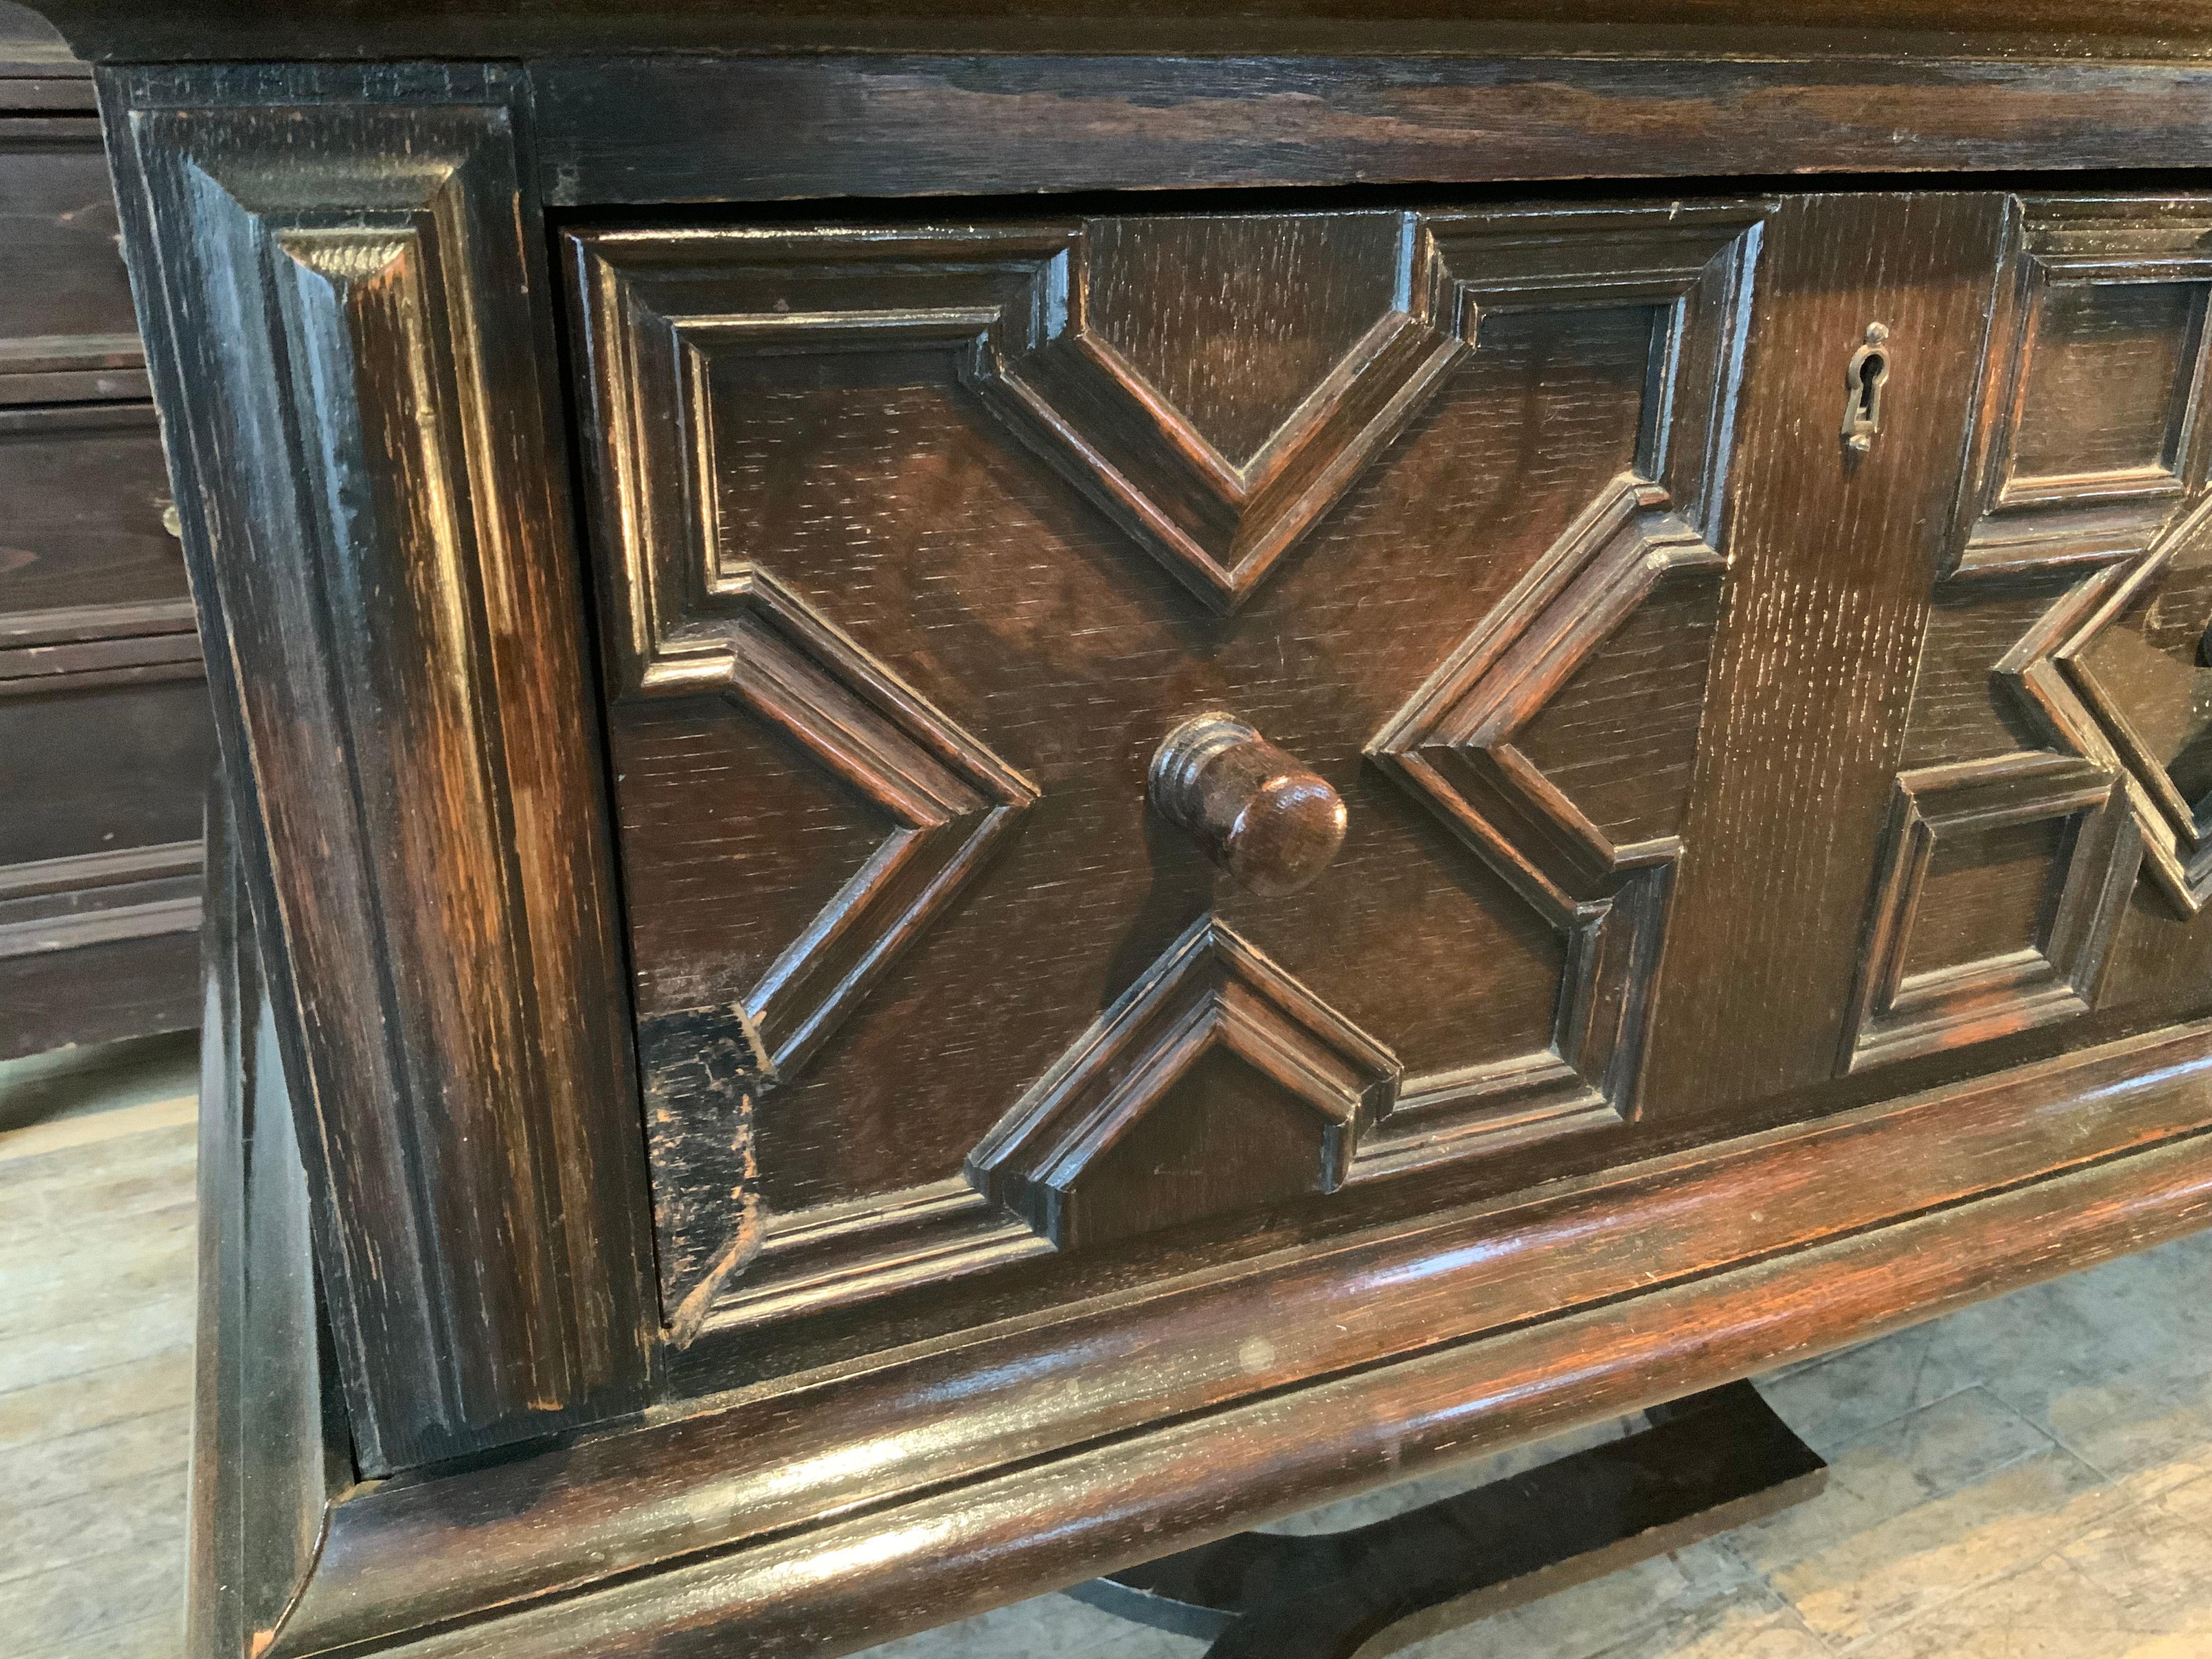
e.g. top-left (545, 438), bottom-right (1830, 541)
top-left (1843, 323), bottom-right (1891, 453)
top-left (1856, 351), bottom-right (1886, 419)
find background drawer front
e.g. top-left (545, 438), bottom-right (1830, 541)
top-left (0, 404), bottom-right (184, 620)
top-left (0, 120), bottom-right (146, 402)
top-left (0, 676), bottom-right (213, 868)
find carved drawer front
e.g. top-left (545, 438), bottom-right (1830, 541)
top-left (1843, 195), bottom-right (2212, 1074)
top-left (568, 200), bottom-right (1768, 1340)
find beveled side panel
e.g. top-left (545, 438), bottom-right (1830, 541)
top-left (189, 789), bottom-right (351, 1659)
top-left (105, 64), bottom-right (654, 1471)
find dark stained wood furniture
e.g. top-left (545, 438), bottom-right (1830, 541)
top-left (29, 2), bottom-right (2212, 1654)
top-left (0, 0), bottom-right (211, 1060)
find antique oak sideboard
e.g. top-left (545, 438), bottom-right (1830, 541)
top-left (27, 2), bottom-right (2212, 1654)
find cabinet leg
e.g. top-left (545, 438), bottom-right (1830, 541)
top-left (1071, 1381), bottom-right (1826, 1659)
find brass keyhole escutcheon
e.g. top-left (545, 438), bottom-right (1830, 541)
top-left (1843, 322), bottom-right (1892, 454)
top-left (1149, 713), bottom-right (1347, 898)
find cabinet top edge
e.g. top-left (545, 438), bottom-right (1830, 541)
top-left (26, 1), bottom-right (2212, 67)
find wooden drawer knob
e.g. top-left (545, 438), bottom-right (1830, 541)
top-left (1149, 712), bottom-right (1347, 897)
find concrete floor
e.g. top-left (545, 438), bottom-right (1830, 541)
top-left (4, 1034), bottom-right (2209, 1658)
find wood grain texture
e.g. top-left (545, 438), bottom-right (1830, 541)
top-left (0, 19), bottom-right (208, 1062)
top-left (103, 62), bottom-right (654, 1471)
top-left (0, 404), bottom-right (180, 619)
top-left (1852, 195), bottom-right (2212, 1085)
top-left (0, 838), bottom-right (202, 1059)
top-left (0, 112), bottom-right (136, 358)
top-left (528, 54), bottom-right (2212, 209)
top-left (1645, 192), bottom-right (2010, 1116)
top-left (69, 23), bottom-right (2212, 1657)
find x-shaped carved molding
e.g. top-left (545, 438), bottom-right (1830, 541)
top-left (571, 202), bottom-right (1763, 1304)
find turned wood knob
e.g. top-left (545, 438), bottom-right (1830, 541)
top-left (1149, 712), bottom-right (1347, 898)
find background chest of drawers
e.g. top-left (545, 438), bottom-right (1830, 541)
top-left (0, 0), bottom-right (210, 1060)
top-left (26, 3), bottom-right (2212, 1656)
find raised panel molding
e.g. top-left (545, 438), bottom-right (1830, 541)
top-left (572, 216), bottom-right (1466, 614)
top-left (967, 916), bottom-right (1400, 1250)
top-left (1937, 200), bottom-right (2212, 920)
top-left (108, 66), bottom-right (655, 1471)
top-left (1951, 196), bottom-right (2212, 580)
top-left (1363, 204), bottom-right (1763, 1170)
top-left (1840, 752), bottom-right (2140, 1072)
top-left (628, 566), bottom-right (1038, 1078)
top-left (1853, 196), bottom-right (2212, 1080)
top-left (573, 200), bottom-right (1764, 1330)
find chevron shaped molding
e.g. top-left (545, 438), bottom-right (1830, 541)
top-left (1359, 202), bottom-right (1765, 1159)
top-left (1369, 477), bottom-right (1722, 916)
top-left (967, 916), bottom-right (1401, 1250)
top-left (633, 566), bottom-right (1037, 1077)
top-left (573, 216), bottom-right (1478, 614)
top-left (2000, 496), bottom-right (2212, 915)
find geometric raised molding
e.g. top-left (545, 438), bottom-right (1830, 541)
top-left (986, 217), bottom-right (1469, 610)
top-left (1950, 195), bottom-right (2212, 579)
top-left (1943, 198), bottom-right (2212, 915)
top-left (2000, 497), bottom-right (2212, 914)
top-left (967, 916), bottom-right (1400, 1250)
top-left (624, 565), bottom-right (1039, 1078)
top-left (1840, 751), bottom-right (2141, 1073)
top-left (1364, 202), bottom-right (1763, 1160)
top-left (1368, 477), bottom-right (1722, 1131)
top-left (568, 200), bottom-right (1766, 1324)
top-left (573, 216), bottom-right (1468, 614)
top-left (605, 560), bottom-right (1037, 1330)
top-left (1865, 199), bottom-right (2212, 1072)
